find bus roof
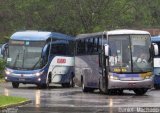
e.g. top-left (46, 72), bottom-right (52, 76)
top-left (10, 31), bottom-right (73, 41)
top-left (107, 29), bottom-right (150, 35)
top-left (151, 35), bottom-right (160, 42)
top-left (76, 29), bottom-right (150, 39)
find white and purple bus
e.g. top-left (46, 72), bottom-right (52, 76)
top-left (74, 29), bottom-right (158, 95)
top-left (4, 31), bottom-right (75, 88)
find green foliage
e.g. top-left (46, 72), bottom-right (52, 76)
top-left (0, 59), bottom-right (6, 78)
top-left (0, 0), bottom-right (160, 40)
top-left (0, 95), bottom-right (28, 107)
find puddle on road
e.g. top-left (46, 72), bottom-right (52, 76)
top-left (4, 88), bottom-right (9, 96)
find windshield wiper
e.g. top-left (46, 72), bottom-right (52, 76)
top-left (31, 57), bottom-right (42, 69)
top-left (13, 50), bottom-right (21, 68)
top-left (22, 49), bottom-right (25, 69)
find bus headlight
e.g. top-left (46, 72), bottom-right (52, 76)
top-left (5, 69), bottom-right (11, 75)
top-left (145, 76), bottom-right (151, 79)
top-left (35, 71), bottom-right (44, 77)
top-left (141, 72), bottom-right (152, 79)
top-left (109, 75), bottom-right (119, 80)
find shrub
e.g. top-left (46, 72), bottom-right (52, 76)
top-left (0, 58), bottom-right (6, 78)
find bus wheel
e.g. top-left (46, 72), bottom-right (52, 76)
top-left (12, 82), bottom-right (19, 88)
top-left (82, 79), bottom-right (94, 92)
top-left (62, 83), bottom-right (68, 88)
top-left (117, 89), bottom-right (123, 95)
top-left (37, 84), bottom-right (47, 89)
top-left (82, 79), bottom-right (88, 92)
top-left (133, 88), bottom-right (148, 95)
top-left (99, 79), bottom-right (109, 94)
top-left (69, 77), bottom-right (75, 87)
top-left (154, 84), bottom-right (160, 89)
top-left (62, 77), bottom-right (74, 88)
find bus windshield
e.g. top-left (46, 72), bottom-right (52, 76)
top-left (7, 40), bottom-right (45, 70)
top-left (108, 34), bottom-right (152, 73)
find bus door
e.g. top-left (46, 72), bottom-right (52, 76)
top-left (99, 35), bottom-right (109, 93)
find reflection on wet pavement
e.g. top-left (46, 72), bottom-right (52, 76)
top-left (35, 90), bottom-right (41, 107)
top-left (0, 83), bottom-right (160, 113)
top-left (4, 88), bottom-right (9, 96)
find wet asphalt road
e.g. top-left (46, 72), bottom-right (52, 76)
top-left (0, 83), bottom-right (160, 113)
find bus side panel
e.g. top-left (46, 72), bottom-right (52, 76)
top-left (75, 55), bottom-right (99, 88)
top-left (75, 56), bottom-right (83, 86)
top-left (154, 67), bottom-right (160, 85)
top-left (47, 56), bottom-right (74, 84)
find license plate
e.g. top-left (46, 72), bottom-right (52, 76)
top-left (19, 78), bottom-right (25, 81)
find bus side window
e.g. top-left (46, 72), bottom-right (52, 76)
top-left (96, 37), bottom-right (99, 52)
top-left (87, 39), bottom-right (90, 54)
top-left (77, 39), bottom-right (86, 55)
top-left (75, 41), bottom-right (78, 55)
top-left (98, 37), bottom-right (102, 51)
top-left (50, 44), bottom-right (67, 56)
top-left (77, 40), bottom-right (82, 55)
top-left (94, 37), bottom-right (99, 53)
top-left (68, 41), bottom-right (74, 56)
top-left (157, 43), bottom-right (160, 56)
top-left (85, 39), bottom-right (88, 54)
top-left (42, 44), bottom-right (50, 65)
top-left (98, 37), bottom-right (102, 67)
top-left (81, 39), bottom-right (85, 54)
top-left (89, 38), bottom-right (93, 54)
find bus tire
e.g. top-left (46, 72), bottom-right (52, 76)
top-left (37, 84), bottom-right (47, 89)
top-left (61, 73), bottom-right (75, 88)
top-left (82, 79), bottom-right (88, 92)
top-left (82, 79), bottom-right (94, 92)
top-left (69, 76), bottom-right (75, 87)
top-left (82, 82), bottom-right (88, 92)
top-left (117, 89), bottom-right (123, 95)
top-left (154, 84), bottom-right (160, 89)
top-left (47, 73), bottom-right (52, 88)
top-left (62, 83), bottom-right (68, 88)
top-left (99, 78), bottom-right (109, 94)
top-left (62, 78), bottom-right (74, 88)
top-left (133, 88), bottom-right (148, 95)
top-left (12, 82), bottom-right (19, 88)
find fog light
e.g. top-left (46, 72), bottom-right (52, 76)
top-left (5, 77), bottom-right (7, 80)
top-left (38, 78), bottom-right (41, 81)
top-left (145, 76), bottom-right (150, 79)
top-left (109, 75), bottom-right (119, 80)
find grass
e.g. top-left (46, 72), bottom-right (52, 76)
top-left (0, 78), bottom-right (4, 83)
top-left (0, 95), bottom-right (28, 108)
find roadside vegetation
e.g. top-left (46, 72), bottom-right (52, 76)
top-left (1, 0), bottom-right (160, 43)
top-left (0, 58), bottom-right (5, 82)
top-left (0, 95), bottom-right (28, 108)
top-left (0, 59), bottom-right (29, 108)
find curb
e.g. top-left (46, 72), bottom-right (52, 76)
top-left (0, 100), bottom-right (32, 110)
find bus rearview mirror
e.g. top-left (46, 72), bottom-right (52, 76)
top-left (152, 43), bottom-right (159, 56)
top-left (104, 44), bottom-right (109, 56)
top-left (1, 43), bottom-right (8, 56)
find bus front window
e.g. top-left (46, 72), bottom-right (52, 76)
top-left (7, 41), bottom-right (45, 70)
top-left (108, 35), bottom-right (132, 73)
top-left (108, 34), bottom-right (152, 73)
top-left (131, 35), bottom-right (152, 72)
top-left (23, 46), bottom-right (42, 69)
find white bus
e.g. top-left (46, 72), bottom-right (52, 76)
top-left (4, 31), bottom-right (75, 88)
top-left (74, 29), bottom-right (158, 95)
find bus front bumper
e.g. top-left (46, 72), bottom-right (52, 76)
top-left (5, 74), bottom-right (46, 85)
top-left (108, 78), bottom-right (153, 89)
